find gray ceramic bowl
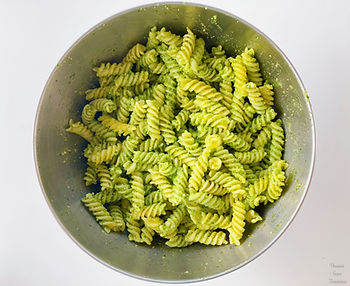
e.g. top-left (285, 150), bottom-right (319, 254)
top-left (34, 2), bottom-right (315, 283)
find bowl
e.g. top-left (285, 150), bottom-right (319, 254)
top-left (34, 2), bottom-right (315, 283)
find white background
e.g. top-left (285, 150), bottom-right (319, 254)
top-left (1, 0), bottom-right (350, 285)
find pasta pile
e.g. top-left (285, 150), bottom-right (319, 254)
top-left (67, 27), bottom-right (288, 247)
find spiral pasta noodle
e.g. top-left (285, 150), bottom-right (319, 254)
top-left (245, 82), bottom-right (268, 114)
top-left (172, 109), bottom-right (190, 131)
top-left (81, 193), bottom-right (119, 233)
top-left (166, 235), bottom-right (193, 247)
top-left (84, 163), bottom-right (97, 186)
top-left (259, 82), bottom-right (274, 106)
top-left (94, 188), bottom-right (121, 206)
top-left (171, 167), bottom-right (188, 205)
top-left (242, 48), bottom-right (263, 86)
top-left (178, 130), bottom-right (202, 157)
top-left (114, 71), bottom-right (149, 88)
top-left (87, 143), bottom-right (121, 165)
top-left (66, 119), bottom-right (93, 142)
top-left (122, 43), bottom-right (146, 64)
top-left (232, 55), bottom-right (248, 89)
top-left (185, 229), bottom-right (228, 246)
top-left (93, 61), bottom-right (133, 78)
top-left (146, 100), bottom-right (162, 140)
top-left (130, 172), bottom-right (145, 219)
top-left (268, 120), bottom-right (285, 163)
top-left (179, 78), bottom-right (223, 102)
top-left (109, 204), bottom-right (126, 231)
top-left (177, 27), bottom-right (196, 67)
top-left (157, 27), bottom-right (183, 47)
top-left (199, 180), bottom-right (228, 196)
top-left (98, 115), bottom-right (135, 136)
top-left (159, 105), bottom-right (177, 144)
top-left (228, 201), bottom-right (246, 245)
top-left (140, 202), bottom-right (167, 218)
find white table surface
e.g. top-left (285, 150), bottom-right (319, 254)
top-left (1, 0), bottom-right (350, 285)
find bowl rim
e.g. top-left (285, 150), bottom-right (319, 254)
top-left (33, 1), bottom-right (316, 283)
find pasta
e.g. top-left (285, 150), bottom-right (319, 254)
top-left (81, 193), bottom-right (119, 233)
top-left (67, 27), bottom-right (288, 247)
top-left (66, 119), bottom-right (94, 142)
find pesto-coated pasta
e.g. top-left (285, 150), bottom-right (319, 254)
top-left (81, 193), bottom-right (119, 233)
top-left (130, 172), bottom-right (145, 219)
top-left (84, 163), bottom-right (97, 186)
top-left (146, 99), bottom-right (162, 140)
top-left (93, 61), bottom-right (133, 78)
top-left (95, 188), bottom-right (121, 205)
top-left (185, 229), bottom-right (228, 246)
top-left (241, 48), bottom-right (263, 86)
top-left (122, 43), bottom-right (146, 64)
top-left (177, 27), bottom-right (196, 67)
top-left (98, 115), bottom-right (135, 136)
top-left (67, 27), bottom-right (288, 247)
top-left (109, 204), bottom-right (126, 231)
top-left (66, 119), bottom-right (94, 142)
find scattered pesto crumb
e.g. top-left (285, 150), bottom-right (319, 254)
top-left (184, 270), bottom-right (189, 274)
top-left (60, 148), bottom-right (72, 156)
top-left (209, 15), bottom-right (222, 30)
top-left (248, 242), bottom-right (252, 247)
top-left (272, 213), bottom-right (276, 219)
top-left (275, 81), bottom-right (282, 88)
top-left (271, 223), bottom-right (281, 234)
top-left (210, 15), bottom-right (217, 24)
top-left (304, 90), bottom-right (310, 102)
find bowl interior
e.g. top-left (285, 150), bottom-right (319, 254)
top-left (35, 3), bottom-right (314, 282)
